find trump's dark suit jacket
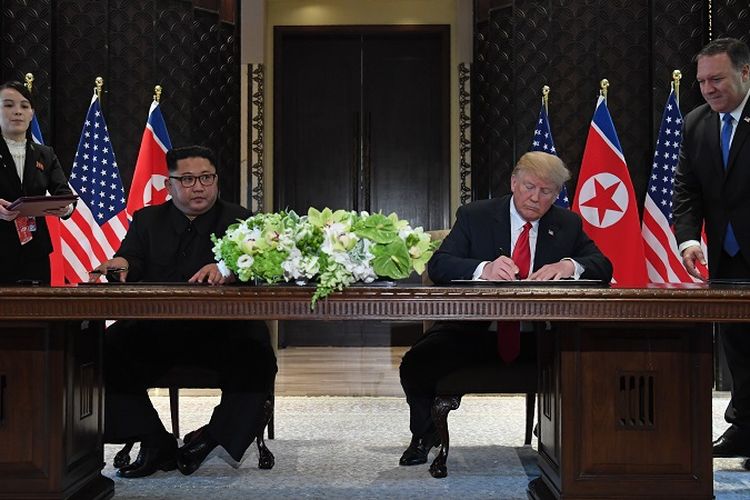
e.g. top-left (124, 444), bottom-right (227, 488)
top-left (0, 139), bottom-right (73, 283)
top-left (674, 100), bottom-right (750, 277)
top-left (428, 196), bottom-right (613, 286)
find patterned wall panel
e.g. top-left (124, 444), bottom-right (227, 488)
top-left (651, 1), bottom-right (705, 130)
top-left (472, 2), bottom-right (513, 200)
top-left (108, 0), bottom-right (155, 191)
top-left (192, 9), bottom-right (241, 202)
top-left (0, 0), bottom-right (52, 138)
top-left (155, 1), bottom-right (194, 152)
top-left (471, 17), bottom-right (490, 199)
top-left (512, 0), bottom-right (553, 179)
top-left (1, 0), bottom-right (240, 203)
top-left (471, 0), bottom-right (736, 213)
top-left (712, 1), bottom-right (750, 44)
top-left (53, 0), bottom-right (109, 176)
top-left (218, 21), bottom-right (240, 202)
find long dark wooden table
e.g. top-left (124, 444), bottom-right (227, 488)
top-left (0, 282), bottom-right (747, 499)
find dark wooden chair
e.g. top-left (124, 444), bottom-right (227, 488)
top-left (423, 229), bottom-right (538, 479)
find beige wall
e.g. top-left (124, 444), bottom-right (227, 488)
top-left (243, 0), bottom-right (467, 214)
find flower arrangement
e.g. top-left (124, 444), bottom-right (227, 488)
top-left (211, 208), bottom-right (440, 306)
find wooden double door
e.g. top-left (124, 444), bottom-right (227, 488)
top-left (274, 26), bottom-right (450, 346)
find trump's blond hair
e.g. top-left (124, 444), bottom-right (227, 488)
top-left (511, 151), bottom-right (570, 191)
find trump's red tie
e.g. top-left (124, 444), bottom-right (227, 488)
top-left (498, 222), bottom-right (532, 363)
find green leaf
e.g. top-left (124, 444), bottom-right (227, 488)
top-left (354, 213), bottom-right (398, 244)
top-left (371, 240), bottom-right (411, 279)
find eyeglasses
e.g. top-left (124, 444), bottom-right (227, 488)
top-left (169, 173), bottom-right (217, 188)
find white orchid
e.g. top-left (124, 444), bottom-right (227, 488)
top-left (211, 208), bottom-right (440, 307)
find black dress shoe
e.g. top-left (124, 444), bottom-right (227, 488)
top-left (713, 426), bottom-right (750, 457)
top-left (116, 441), bottom-right (177, 478)
top-left (399, 432), bottom-right (438, 466)
top-left (177, 426), bottom-right (219, 475)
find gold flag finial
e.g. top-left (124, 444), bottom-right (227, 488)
top-left (542, 85), bottom-right (550, 113)
top-left (154, 85), bottom-right (162, 103)
top-left (24, 73), bottom-right (34, 92)
top-left (95, 76), bottom-right (104, 99)
top-left (672, 70), bottom-right (682, 105)
top-left (600, 79), bottom-right (609, 100)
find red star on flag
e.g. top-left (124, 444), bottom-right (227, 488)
top-left (579, 177), bottom-right (622, 225)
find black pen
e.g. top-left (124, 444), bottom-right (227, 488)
top-left (89, 267), bottom-right (128, 275)
top-left (497, 247), bottom-right (520, 280)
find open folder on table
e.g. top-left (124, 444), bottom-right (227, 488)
top-left (7, 194), bottom-right (78, 217)
top-left (450, 279), bottom-right (608, 287)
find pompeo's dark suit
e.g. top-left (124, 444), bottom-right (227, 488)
top-left (674, 98), bottom-right (750, 428)
top-left (400, 195), bottom-right (612, 438)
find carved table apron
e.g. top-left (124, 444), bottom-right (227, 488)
top-left (1, 283), bottom-right (747, 499)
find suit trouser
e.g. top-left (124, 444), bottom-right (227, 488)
top-left (717, 251), bottom-right (750, 429)
top-left (399, 321), bottom-right (536, 438)
top-left (103, 319), bottom-right (277, 461)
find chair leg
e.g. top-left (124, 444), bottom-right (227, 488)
top-left (256, 396), bottom-right (275, 470)
top-left (267, 393), bottom-right (275, 440)
top-left (113, 441), bottom-right (135, 468)
top-left (429, 395), bottom-right (461, 479)
top-left (169, 386), bottom-right (180, 439)
top-left (524, 392), bottom-right (535, 445)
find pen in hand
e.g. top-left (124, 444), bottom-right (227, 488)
top-left (497, 247), bottom-right (520, 280)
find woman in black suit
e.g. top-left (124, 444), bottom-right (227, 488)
top-left (0, 80), bottom-right (73, 284)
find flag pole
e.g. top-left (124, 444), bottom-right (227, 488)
top-left (154, 84), bottom-right (162, 103)
top-left (672, 70), bottom-right (682, 106)
top-left (542, 85), bottom-right (550, 114)
top-left (24, 73), bottom-right (34, 92)
top-left (600, 78), bottom-right (609, 101)
top-left (95, 76), bottom-right (103, 100)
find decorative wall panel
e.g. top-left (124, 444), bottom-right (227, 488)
top-left (108, 0), bottom-right (155, 191)
top-left (249, 63), bottom-right (265, 214)
top-left (155, 2), bottom-right (194, 152)
top-left (0, 0), bottom-right (52, 138)
top-left (473, 1), bottom-right (513, 200)
top-left (471, 0), bottom-right (717, 211)
top-left (0, 0), bottom-right (241, 204)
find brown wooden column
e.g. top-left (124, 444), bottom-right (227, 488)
top-left (0, 321), bottom-right (112, 500)
top-left (531, 322), bottom-right (713, 500)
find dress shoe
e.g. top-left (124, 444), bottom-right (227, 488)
top-left (713, 426), bottom-right (750, 457)
top-left (116, 441), bottom-right (177, 478)
top-left (177, 426), bottom-right (219, 475)
top-left (399, 431), bottom-right (438, 466)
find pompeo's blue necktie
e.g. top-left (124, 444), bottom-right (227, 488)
top-left (721, 113), bottom-right (740, 256)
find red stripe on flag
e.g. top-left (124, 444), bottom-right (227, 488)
top-left (642, 201), bottom-right (696, 283)
top-left (46, 216), bottom-right (65, 286)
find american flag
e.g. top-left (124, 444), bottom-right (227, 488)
top-left (60, 93), bottom-right (129, 284)
top-left (530, 105), bottom-right (569, 208)
top-left (641, 90), bottom-right (703, 283)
